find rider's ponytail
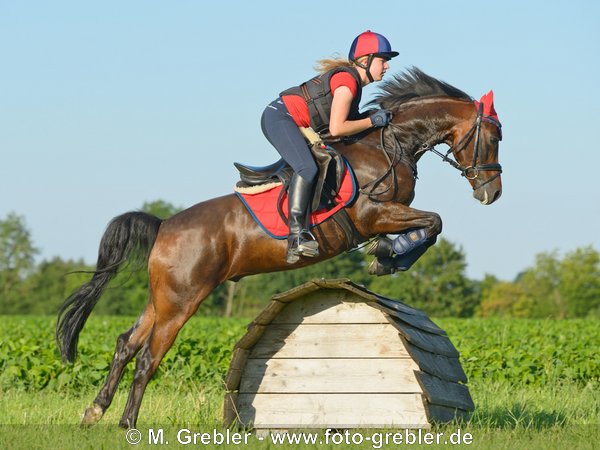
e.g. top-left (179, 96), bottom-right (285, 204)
top-left (313, 54), bottom-right (358, 74)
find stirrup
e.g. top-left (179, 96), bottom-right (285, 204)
top-left (295, 230), bottom-right (319, 257)
top-left (286, 230), bottom-right (319, 264)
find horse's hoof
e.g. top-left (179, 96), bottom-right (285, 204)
top-left (119, 419), bottom-right (135, 429)
top-left (368, 258), bottom-right (395, 276)
top-left (367, 236), bottom-right (394, 257)
top-left (80, 403), bottom-right (104, 427)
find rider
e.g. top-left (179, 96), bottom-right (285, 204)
top-left (261, 30), bottom-right (398, 264)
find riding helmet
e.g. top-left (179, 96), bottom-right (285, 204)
top-left (348, 30), bottom-right (399, 61)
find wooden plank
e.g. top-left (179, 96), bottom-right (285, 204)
top-left (270, 278), bottom-right (377, 304)
top-left (224, 348), bottom-right (249, 391)
top-left (423, 402), bottom-right (471, 424)
top-left (235, 393), bottom-right (429, 429)
top-left (273, 293), bottom-right (387, 324)
top-left (313, 278), bottom-right (380, 303)
top-left (228, 348), bottom-right (250, 372)
top-left (249, 324), bottom-right (409, 359)
top-left (223, 392), bottom-right (239, 427)
top-left (403, 340), bottom-right (467, 383)
top-left (253, 300), bottom-right (286, 326)
top-left (239, 358), bottom-right (422, 393)
top-left (235, 323), bottom-right (266, 350)
top-left (271, 280), bottom-right (321, 303)
top-left (312, 278), bottom-right (353, 289)
top-left (415, 371), bottom-right (475, 411)
top-left (389, 320), bottom-right (459, 357)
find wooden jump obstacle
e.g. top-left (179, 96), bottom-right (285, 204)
top-left (224, 278), bottom-right (474, 430)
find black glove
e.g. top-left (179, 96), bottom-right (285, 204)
top-left (370, 109), bottom-right (393, 128)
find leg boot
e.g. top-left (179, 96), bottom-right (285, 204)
top-left (367, 229), bottom-right (428, 258)
top-left (286, 174), bottom-right (319, 264)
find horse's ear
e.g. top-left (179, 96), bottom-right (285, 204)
top-left (482, 90), bottom-right (493, 106)
top-left (475, 90), bottom-right (499, 122)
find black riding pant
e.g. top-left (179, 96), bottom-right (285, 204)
top-left (260, 98), bottom-right (318, 183)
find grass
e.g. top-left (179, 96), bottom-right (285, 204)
top-left (1, 380), bottom-right (598, 449)
top-left (1, 315), bottom-right (598, 449)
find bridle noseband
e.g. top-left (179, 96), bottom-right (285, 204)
top-left (417, 102), bottom-right (503, 189)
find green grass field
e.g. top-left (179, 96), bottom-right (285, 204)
top-left (1, 316), bottom-right (598, 449)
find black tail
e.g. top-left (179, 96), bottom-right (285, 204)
top-left (56, 211), bottom-right (162, 362)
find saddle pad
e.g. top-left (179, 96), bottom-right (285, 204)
top-left (236, 161), bottom-right (357, 239)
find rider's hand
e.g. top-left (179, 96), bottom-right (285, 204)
top-left (370, 109), bottom-right (393, 128)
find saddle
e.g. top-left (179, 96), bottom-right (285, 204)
top-left (233, 128), bottom-right (361, 246)
top-left (234, 127), bottom-right (346, 212)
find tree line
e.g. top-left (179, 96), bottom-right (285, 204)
top-left (1, 201), bottom-right (599, 318)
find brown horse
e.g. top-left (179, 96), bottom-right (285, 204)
top-left (56, 68), bottom-right (502, 428)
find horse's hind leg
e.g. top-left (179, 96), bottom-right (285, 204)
top-left (118, 286), bottom-right (213, 429)
top-left (81, 303), bottom-right (155, 426)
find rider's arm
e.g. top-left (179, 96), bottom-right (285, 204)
top-left (328, 86), bottom-right (374, 137)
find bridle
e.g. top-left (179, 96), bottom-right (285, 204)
top-left (349, 102), bottom-right (503, 200)
top-left (416, 102), bottom-right (503, 189)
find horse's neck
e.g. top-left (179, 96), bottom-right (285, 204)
top-left (334, 98), bottom-right (471, 171)
top-left (392, 98), bottom-right (471, 161)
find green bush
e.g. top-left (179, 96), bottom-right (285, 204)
top-left (1, 316), bottom-right (598, 393)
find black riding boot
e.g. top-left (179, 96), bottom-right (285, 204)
top-left (286, 174), bottom-right (319, 264)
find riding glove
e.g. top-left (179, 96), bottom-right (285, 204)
top-left (370, 109), bottom-right (393, 127)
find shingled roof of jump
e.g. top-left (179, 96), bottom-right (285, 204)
top-left (223, 278), bottom-right (474, 430)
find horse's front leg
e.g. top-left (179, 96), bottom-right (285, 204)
top-left (363, 201), bottom-right (442, 238)
top-left (361, 202), bottom-right (443, 275)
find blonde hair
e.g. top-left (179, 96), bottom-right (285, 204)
top-left (313, 54), bottom-right (368, 74)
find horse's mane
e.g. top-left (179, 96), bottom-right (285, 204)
top-left (369, 67), bottom-right (472, 111)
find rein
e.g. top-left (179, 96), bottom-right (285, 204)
top-left (356, 127), bottom-right (402, 200)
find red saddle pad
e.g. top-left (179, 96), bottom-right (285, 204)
top-left (236, 161), bottom-right (357, 239)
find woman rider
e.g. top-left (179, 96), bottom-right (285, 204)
top-left (261, 30), bottom-right (398, 264)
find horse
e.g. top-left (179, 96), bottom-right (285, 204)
top-left (56, 67), bottom-right (502, 428)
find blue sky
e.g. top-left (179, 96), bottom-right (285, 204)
top-left (1, 1), bottom-right (599, 280)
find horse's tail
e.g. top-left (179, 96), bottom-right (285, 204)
top-left (56, 211), bottom-right (162, 363)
